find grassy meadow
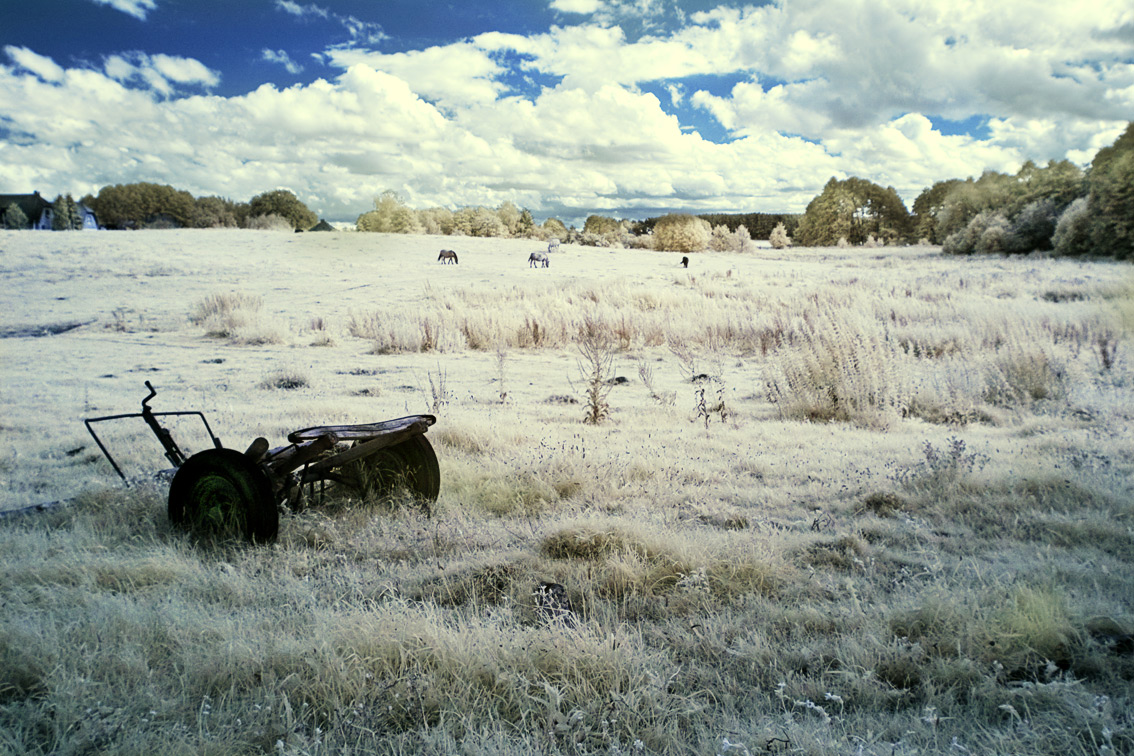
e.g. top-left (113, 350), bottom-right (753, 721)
top-left (0, 229), bottom-right (1132, 755)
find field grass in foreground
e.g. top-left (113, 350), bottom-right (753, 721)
top-left (0, 230), bottom-right (1132, 755)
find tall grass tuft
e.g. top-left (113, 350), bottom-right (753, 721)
top-left (765, 308), bottom-right (908, 427)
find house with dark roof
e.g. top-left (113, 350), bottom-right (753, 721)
top-left (0, 191), bottom-right (100, 230)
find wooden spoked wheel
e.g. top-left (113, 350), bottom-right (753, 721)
top-left (335, 434), bottom-right (440, 514)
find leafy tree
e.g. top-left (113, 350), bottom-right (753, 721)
top-left (1085, 122), bottom-right (1134, 260)
top-left (795, 177), bottom-right (911, 246)
top-left (583, 215), bottom-right (620, 237)
top-left (679, 212), bottom-right (800, 240)
top-left (1011, 159), bottom-right (1084, 216)
top-left (417, 207), bottom-right (455, 235)
top-left (910, 179), bottom-right (963, 244)
top-left (51, 194), bottom-right (82, 230)
top-left (934, 171), bottom-right (1017, 241)
top-left (469, 206), bottom-right (507, 237)
top-left (709, 224), bottom-right (733, 251)
top-left (356, 190), bottom-right (422, 234)
top-left (652, 213), bottom-right (711, 252)
top-left (2, 203), bottom-right (28, 230)
top-left (1007, 198), bottom-right (1059, 253)
top-left (542, 217), bottom-right (568, 241)
top-left (1052, 197), bottom-right (1092, 257)
top-left (735, 224), bottom-right (755, 253)
top-left (496, 201), bottom-right (522, 237)
top-left (248, 189), bottom-right (317, 231)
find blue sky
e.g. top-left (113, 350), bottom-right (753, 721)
top-left (2, 0), bottom-right (1131, 225)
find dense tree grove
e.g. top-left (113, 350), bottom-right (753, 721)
top-left (635, 212), bottom-right (800, 240)
top-left (794, 177), bottom-right (911, 246)
top-left (355, 192), bottom-right (566, 241)
top-left (87, 182), bottom-right (197, 229)
top-left (696, 212), bottom-right (801, 240)
top-left (925, 160), bottom-right (1086, 256)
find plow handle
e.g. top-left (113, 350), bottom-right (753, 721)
top-left (141, 381), bottom-right (187, 468)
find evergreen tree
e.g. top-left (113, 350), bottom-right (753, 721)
top-left (517, 209), bottom-right (536, 238)
top-left (51, 194), bottom-right (81, 230)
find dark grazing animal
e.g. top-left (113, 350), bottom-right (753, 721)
top-left (528, 251), bottom-right (550, 268)
top-left (680, 256), bottom-right (689, 268)
top-left (438, 249), bottom-right (458, 264)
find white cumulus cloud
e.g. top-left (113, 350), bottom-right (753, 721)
top-left (86, 0), bottom-right (157, 21)
top-left (550, 0), bottom-right (603, 14)
top-left (4, 46), bottom-right (65, 82)
top-left (262, 49), bottom-right (304, 74)
top-left (2, 0), bottom-right (1131, 223)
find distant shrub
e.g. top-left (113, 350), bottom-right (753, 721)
top-left (769, 222), bottom-right (791, 249)
top-left (260, 370), bottom-right (309, 390)
top-left (190, 291), bottom-right (280, 344)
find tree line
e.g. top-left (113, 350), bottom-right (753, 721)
top-left (4, 121), bottom-right (1129, 259)
top-left (793, 121), bottom-right (1133, 259)
top-left (1, 184), bottom-right (322, 232)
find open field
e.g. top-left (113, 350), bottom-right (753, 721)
top-left (1, 229), bottom-right (1132, 755)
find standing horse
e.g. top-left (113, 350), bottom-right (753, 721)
top-left (548, 238), bottom-right (560, 255)
top-left (680, 256), bottom-right (689, 268)
top-left (438, 250), bottom-right (458, 264)
top-left (528, 251), bottom-right (550, 268)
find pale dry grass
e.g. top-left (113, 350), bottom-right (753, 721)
top-left (0, 231), bottom-right (1131, 755)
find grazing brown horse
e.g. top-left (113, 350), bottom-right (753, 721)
top-left (528, 251), bottom-right (549, 268)
top-left (680, 256), bottom-right (689, 268)
top-left (438, 250), bottom-right (458, 264)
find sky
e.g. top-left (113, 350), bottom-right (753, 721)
top-left (1, 0), bottom-right (1132, 226)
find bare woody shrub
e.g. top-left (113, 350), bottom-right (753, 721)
top-left (576, 317), bottom-right (615, 424)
